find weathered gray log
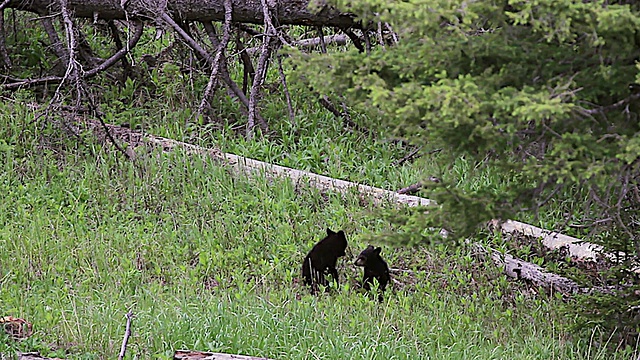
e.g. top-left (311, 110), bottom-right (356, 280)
top-left (174, 350), bottom-right (274, 360)
top-left (5, 0), bottom-right (359, 29)
top-left (495, 219), bottom-right (603, 260)
top-left (476, 244), bottom-right (617, 295)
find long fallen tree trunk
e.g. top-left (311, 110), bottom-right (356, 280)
top-left (91, 121), bottom-right (610, 295)
top-left (4, 0), bottom-right (359, 28)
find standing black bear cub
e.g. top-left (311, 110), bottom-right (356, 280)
top-left (301, 228), bottom-right (348, 293)
top-left (355, 245), bottom-right (390, 301)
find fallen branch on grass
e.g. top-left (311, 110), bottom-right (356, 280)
top-left (174, 350), bottom-right (274, 360)
top-left (118, 310), bottom-right (135, 360)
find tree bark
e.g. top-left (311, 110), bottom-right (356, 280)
top-left (5, 0), bottom-right (359, 29)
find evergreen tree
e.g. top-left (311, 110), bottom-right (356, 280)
top-left (297, 0), bottom-right (640, 346)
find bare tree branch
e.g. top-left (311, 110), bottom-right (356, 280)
top-left (85, 20), bottom-right (143, 78)
top-left (247, 0), bottom-right (275, 138)
top-left (234, 29), bottom-right (255, 94)
top-left (118, 310), bottom-right (135, 360)
top-left (198, 0), bottom-right (232, 115)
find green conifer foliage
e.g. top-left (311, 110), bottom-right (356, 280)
top-left (296, 0), bottom-right (640, 346)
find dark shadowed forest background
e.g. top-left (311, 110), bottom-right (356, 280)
top-left (1, 0), bottom-right (639, 359)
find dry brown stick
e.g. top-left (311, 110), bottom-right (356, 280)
top-left (198, 0), bottom-right (232, 114)
top-left (235, 31), bottom-right (255, 94)
top-left (392, 146), bottom-right (423, 166)
top-left (118, 310), bottom-right (134, 360)
top-left (2, 75), bottom-right (63, 89)
top-left (318, 95), bottom-right (371, 135)
top-left (363, 28), bottom-right (371, 54)
top-left (397, 182), bottom-right (422, 195)
top-left (106, 20), bottom-right (133, 77)
top-left (277, 54), bottom-right (294, 122)
top-left (59, 0), bottom-right (84, 107)
top-left (203, 22), bottom-right (267, 130)
top-left (385, 23), bottom-right (398, 44)
top-left (377, 21), bottom-right (385, 51)
top-left (342, 27), bottom-right (364, 52)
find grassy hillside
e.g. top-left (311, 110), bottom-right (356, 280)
top-left (0, 97), bottom-right (632, 359)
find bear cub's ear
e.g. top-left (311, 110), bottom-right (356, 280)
top-left (326, 228), bottom-right (335, 236)
top-left (373, 247), bottom-right (382, 255)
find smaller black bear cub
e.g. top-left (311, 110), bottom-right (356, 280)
top-left (301, 228), bottom-right (348, 293)
top-left (355, 245), bottom-right (390, 301)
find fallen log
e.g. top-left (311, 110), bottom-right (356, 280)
top-left (4, 0), bottom-right (359, 29)
top-left (473, 244), bottom-right (616, 295)
top-left (495, 219), bottom-right (603, 261)
top-left (174, 350), bottom-right (274, 360)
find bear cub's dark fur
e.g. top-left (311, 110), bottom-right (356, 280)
top-left (355, 245), bottom-right (390, 301)
top-left (301, 228), bottom-right (348, 293)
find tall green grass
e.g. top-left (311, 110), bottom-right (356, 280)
top-left (0, 100), bottom-right (633, 359)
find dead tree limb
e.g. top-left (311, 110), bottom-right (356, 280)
top-left (392, 146), bottom-right (423, 166)
top-left (202, 21), bottom-right (268, 128)
top-left (316, 26), bottom-right (326, 53)
top-left (197, 0), bottom-right (232, 115)
top-left (341, 27), bottom-right (364, 52)
top-left (246, 0), bottom-right (276, 138)
top-left (235, 30), bottom-right (255, 94)
top-left (318, 95), bottom-right (370, 135)
top-left (118, 310), bottom-right (134, 360)
top-left (107, 20), bottom-right (133, 78)
top-left (2, 20), bottom-right (142, 90)
top-left (84, 20), bottom-right (143, 78)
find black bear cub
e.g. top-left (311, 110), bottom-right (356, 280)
top-left (355, 245), bottom-right (390, 302)
top-left (301, 228), bottom-right (348, 294)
